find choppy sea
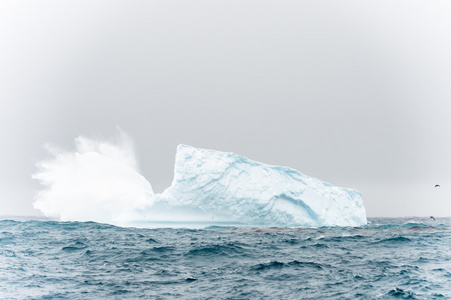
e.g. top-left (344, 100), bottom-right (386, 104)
top-left (0, 217), bottom-right (450, 299)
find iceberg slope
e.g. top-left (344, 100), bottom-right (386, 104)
top-left (158, 145), bottom-right (367, 227)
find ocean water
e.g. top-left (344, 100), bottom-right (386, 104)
top-left (0, 217), bottom-right (450, 299)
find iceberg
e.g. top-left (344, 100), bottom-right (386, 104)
top-left (33, 133), bottom-right (367, 228)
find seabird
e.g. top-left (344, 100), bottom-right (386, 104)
top-left (435, 184), bottom-right (440, 188)
top-left (430, 216), bottom-right (436, 221)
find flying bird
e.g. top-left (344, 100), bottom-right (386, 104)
top-left (430, 216), bottom-right (436, 221)
top-left (435, 185), bottom-right (440, 188)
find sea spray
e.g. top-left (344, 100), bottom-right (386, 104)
top-left (33, 129), bottom-right (154, 226)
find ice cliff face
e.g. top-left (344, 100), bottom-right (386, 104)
top-left (157, 145), bottom-right (367, 227)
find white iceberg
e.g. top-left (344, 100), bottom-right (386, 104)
top-left (154, 145), bottom-right (367, 227)
top-left (33, 133), bottom-right (367, 228)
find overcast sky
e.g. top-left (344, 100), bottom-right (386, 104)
top-left (1, 0), bottom-right (451, 217)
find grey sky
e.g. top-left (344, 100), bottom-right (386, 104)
top-left (1, 0), bottom-right (451, 217)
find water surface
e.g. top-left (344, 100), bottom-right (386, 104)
top-left (0, 217), bottom-right (450, 299)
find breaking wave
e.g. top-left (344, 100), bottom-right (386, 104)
top-left (33, 129), bottom-right (155, 226)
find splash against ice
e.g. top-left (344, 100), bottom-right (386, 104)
top-left (33, 131), bottom-right (367, 228)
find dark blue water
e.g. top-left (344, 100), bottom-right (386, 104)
top-left (1, 217), bottom-right (450, 299)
